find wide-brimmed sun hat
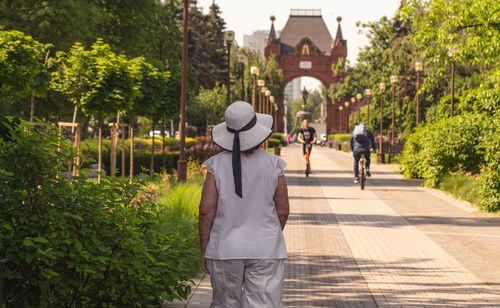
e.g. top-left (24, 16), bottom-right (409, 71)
top-left (211, 101), bottom-right (274, 197)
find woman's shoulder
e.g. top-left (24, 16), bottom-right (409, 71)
top-left (257, 150), bottom-right (287, 175)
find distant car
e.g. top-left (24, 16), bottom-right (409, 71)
top-left (148, 130), bottom-right (170, 138)
top-left (317, 133), bottom-right (327, 146)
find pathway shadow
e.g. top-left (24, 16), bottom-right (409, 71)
top-left (288, 212), bottom-right (500, 229)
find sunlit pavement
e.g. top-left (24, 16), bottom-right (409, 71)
top-left (166, 144), bottom-right (500, 307)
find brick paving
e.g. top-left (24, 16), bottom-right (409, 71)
top-left (167, 144), bottom-right (500, 307)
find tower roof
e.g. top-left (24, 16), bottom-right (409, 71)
top-left (278, 9), bottom-right (333, 55)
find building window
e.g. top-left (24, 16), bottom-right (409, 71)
top-left (302, 44), bottom-right (310, 56)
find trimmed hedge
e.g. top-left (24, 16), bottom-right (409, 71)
top-left (328, 133), bottom-right (351, 143)
top-left (268, 138), bottom-right (281, 148)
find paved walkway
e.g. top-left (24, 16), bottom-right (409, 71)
top-left (166, 144), bottom-right (500, 307)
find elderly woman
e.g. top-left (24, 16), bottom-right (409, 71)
top-left (199, 101), bottom-right (290, 308)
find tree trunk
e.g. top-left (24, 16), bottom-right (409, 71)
top-left (150, 115), bottom-right (155, 179)
top-left (162, 116), bottom-right (166, 169)
top-left (71, 103), bottom-right (79, 134)
top-left (110, 110), bottom-right (121, 177)
top-left (29, 88), bottom-right (35, 122)
top-left (98, 113), bottom-right (103, 183)
top-left (129, 113), bottom-right (135, 182)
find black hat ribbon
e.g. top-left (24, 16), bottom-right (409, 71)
top-left (226, 115), bottom-right (257, 198)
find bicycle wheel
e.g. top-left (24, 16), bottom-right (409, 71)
top-left (305, 162), bottom-right (310, 177)
top-left (360, 158), bottom-right (366, 190)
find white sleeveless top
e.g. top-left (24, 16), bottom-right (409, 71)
top-left (203, 149), bottom-right (287, 260)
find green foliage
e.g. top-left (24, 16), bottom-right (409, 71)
top-left (0, 30), bottom-right (48, 94)
top-left (192, 83), bottom-right (227, 127)
top-left (477, 116), bottom-right (500, 211)
top-left (268, 138), bottom-right (281, 148)
top-left (401, 112), bottom-right (491, 187)
top-left (0, 120), bottom-right (201, 306)
top-left (272, 133), bottom-right (284, 144)
top-left (439, 174), bottom-right (482, 206)
top-left (328, 133), bottom-right (351, 143)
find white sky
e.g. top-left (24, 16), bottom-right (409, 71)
top-left (197, 0), bottom-right (401, 90)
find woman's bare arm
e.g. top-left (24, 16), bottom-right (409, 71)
top-left (199, 173), bottom-right (218, 273)
top-left (274, 175), bottom-right (290, 230)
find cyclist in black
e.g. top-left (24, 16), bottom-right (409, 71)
top-left (298, 119), bottom-right (317, 167)
top-left (350, 123), bottom-right (376, 184)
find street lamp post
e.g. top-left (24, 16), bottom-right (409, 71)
top-left (265, 90), bottom-right (271, 115)
top-left (265, 90), bottom-right (271, 148)
top-left (415, 61), bottom-right (423, 127)
top-left (356, 93), bottom-right (363, 123)
top-left (365, 89), bottom-right (372, 126)
top-left (250, 67), bottom-right (259, 110)
top-left (378, 82), bottom-right (386, 163)
top-left (350, 97), bottom-right (356, 127)
top-left (339, 105), bottom-right (344, 132)
top-left (390, 75), bottom-right (398, 162)
top-left (344, 101), bottom-right (350, 132)
top-left (177, 0), bottom-right (189, 182)
top-left (448, 48), bottom-right (458, 117)
top-left (258, 80), bottom-right (265, 113)
top-left (261, 86), bottom-right (268, 114)
top-left (224, 30), bottom-right (235, 106)
top-left (270, 95), bottom-right (276, 130)
top-left (238, 54), bottom-right (248, 101)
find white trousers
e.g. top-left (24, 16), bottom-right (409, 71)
top-left (206, 258), bottom-right (285, 308)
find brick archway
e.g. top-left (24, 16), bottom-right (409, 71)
top-left (264, 10), bottom-right (348, 134)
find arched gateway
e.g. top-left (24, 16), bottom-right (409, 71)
top-left (264, 9), bottom-right (347, 134)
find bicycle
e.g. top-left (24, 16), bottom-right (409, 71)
top-left (358, 153), bottom-right (368, 189)
top-left (305, 143), bottom-right (312, 177)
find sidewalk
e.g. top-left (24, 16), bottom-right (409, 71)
top-left (167, 144), bottom-right (500, 307)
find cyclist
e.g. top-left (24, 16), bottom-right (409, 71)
top-left (350, 123), bottom-right (376, 184)
top-left (298, 119), bottom-right (317, 171)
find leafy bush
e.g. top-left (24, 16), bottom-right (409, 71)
top-left (0, 120), bottom-right (201, 306)
top-left (477, 115), bottom-right (500, 211)
top-left (81, 137), bottom-right (197, 155)
top-left (271, 133), bottom-right (285, 140)
top-left (186, 125), bottom-right (198, 138)
top-left (268, 138), bottom-right (281, 148)
top-left (402, 112), bottom-right (500, 211)
top-left (328, 133), bottom-right (351, 143)
top-left (402, 113), bottom-right (489, 187)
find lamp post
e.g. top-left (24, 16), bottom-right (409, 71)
top-left (415, 61), bottom-right (423, 127)
top-left (270, 95), bottom-right (276, 130)
top-left (238, 54), bottom-right (248, 101)
top-left (356, 93), bottom-right (363, 123)
top-left (250, 66), bottom-right (259, 110)
top-left (265, 90), bottom-right (271, 115)
top-left (344, 101), bottom-right (350, 132)
top-left (365, 89), bottom-right (372, 126)
top-left (378, 82), bottom-right (386, 163)
top-left (448, 48), bottom-right (458, 117)
top-left (339, 105), bottom-right (344, 132)
top-left (390, 75), bottom-right (398, 162)
top-left (177, 0), bottom-right (189, 182)
top-left (261, 86), bottom-right (268, 114)
top-left (224, 30), bottom-right (235, 106)
top-left (350, 97), bottom-right (356, 127)
top-left (258, 80), bottom-right (265, 113)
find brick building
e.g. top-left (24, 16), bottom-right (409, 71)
top-left (264, 9), bottom-right (347, 134)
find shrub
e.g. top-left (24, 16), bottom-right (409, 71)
top-left (477, 116), bottom-right (500, 211)
top-left (402, 113), bottom-right (489, 187)
top-left (272, 133), bottom-right (284, 144)
top-left (186, 125), bottom-right (198, 138)
top-left (0, 120), bottom-right (201, 306)
top-left (328, 133), bottom-right (351, 143)
top-left (268, 138), bottom-right (281, 148)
